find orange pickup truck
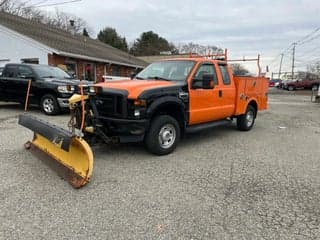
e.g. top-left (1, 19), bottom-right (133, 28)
top-left (17, 51), bottom-right (269, 188)
top-left (73, 53), bottom-right (268, 155)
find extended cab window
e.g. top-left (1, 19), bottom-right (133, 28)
top-left (2, 65), bottom-right (17, 78)
top-left (219, 65), bottom-right (231, 85)
top-left (17, 66), bottom-right (33, 78)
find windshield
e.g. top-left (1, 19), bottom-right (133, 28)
top-left (32, 65), bottom-right (72, 79)
top-left (136, 60), bottom-right (195, 82)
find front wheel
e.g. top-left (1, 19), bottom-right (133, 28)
top-left (40, 94), bottom-right (60, 115)
top-left (237, 105), bottom-right (256, 131)
top-left (145, 115), bottom-right (180, 155)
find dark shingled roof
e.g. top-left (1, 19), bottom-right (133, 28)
top-left (0, 11), bottom-right (147, 68)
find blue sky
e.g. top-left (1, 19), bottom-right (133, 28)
top-left (40, 0), bottom-right (320, 74)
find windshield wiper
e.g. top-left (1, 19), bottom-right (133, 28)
top-left (149, 76), bottom-right (171, 81)
top-left (135, 76), bottom-right (145, 80)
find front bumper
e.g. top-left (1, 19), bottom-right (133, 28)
top-left (97, 116), bottom-right (150, 143)
top-left (57, 98), bottom-right (70, 108)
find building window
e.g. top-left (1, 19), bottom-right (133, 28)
top-left (65, 62), bottom-right (77, 78)
top-left (112, 65), bottom-right (120, 76)
top-left (21, 58), bottom-right (39, 64)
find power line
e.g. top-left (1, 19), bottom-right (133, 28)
top-left (22, 0), bottom-right (81, 8)
top-left (31, 0), bottom-right (50, 6)
top-left (298, 33), bottom-right (320, 45)
top-left (296, 46), bottom-right (320, 57)
top-left (269, 26), bottom-right (320, 72)
top-left (297, 27), bottom-right (320, 45)
top-left (35, 0), bottom-right (81, 7)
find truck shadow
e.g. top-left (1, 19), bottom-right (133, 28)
top-left (0, 102), bottom-right (40, 113)
top-left (0, 102), bottom-right (70, 115)
top-left (93, 123), bottom-right (238, 158)
top-left (182, 124), bottom-right (237, 145)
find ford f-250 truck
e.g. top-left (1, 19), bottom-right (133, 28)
top-left (0, 63), bottom-right (87, 115)
top-left (18, 53), bottom-right (269, 188)
top-left (72, 55), bottom-right (269, 155)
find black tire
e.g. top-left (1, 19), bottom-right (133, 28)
top-left (40, 94), bottom-right (60, 115)
top-left (311, 84), bottom-right (319, 90)
top-left (237, 105), bottom-right (256, 131)
top-left (145, 115), bottom-right (180, 155)
top-left (288, 85), bottom-right (294, 91)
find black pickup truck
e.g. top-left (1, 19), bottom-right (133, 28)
top-left (0, 63), bottom-right (87, 115)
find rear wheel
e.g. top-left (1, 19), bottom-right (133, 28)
top-left (237, 105), bottom-right (256, 131)
top-left (40, 94), bottom-right (60, 115)
top-left (288, 85), bottom-right (294, 91)
top-left (145, 115), bottom-right (180, 155)
top-left (311, 84), bottom-right (319, 90)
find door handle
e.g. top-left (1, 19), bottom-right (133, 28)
top-left (219, 90), bottom-right (222, 97)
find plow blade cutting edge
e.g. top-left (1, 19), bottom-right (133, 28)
top-left (18, 114), bottom-right (93, 188)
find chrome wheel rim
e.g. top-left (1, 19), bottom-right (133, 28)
top-left (246, 110), bottom-right (254, 127)
top-left (158, 124), bottom-right (176, 149)
top-left (43, 98), bottom-right (54, 113)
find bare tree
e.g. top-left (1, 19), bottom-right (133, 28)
top-left (0, 0), bottom-right (91, 35)
top-left (231, 63), bottom-right (250, 76)
top-left (176, 42), bottom-right (222, 55)
top-left (0, 0), bottom-right (44, 21)
top-left (44, 9), bottom-right (91, 34)
top-left (0, 0), bottom-right (9, 7)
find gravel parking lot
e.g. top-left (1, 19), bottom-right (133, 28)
top-left (1, 89), bottom-right (320, 240)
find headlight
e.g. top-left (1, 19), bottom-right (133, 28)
top-left (57, 85), bottom-right (75, 93)
top-left (134, 109), bottom-right (140, 117)
top-left (128, 99), bottom-right (146, 119)
top-left (89, 86), bottom-right (96, 93)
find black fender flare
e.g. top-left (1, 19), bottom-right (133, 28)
top-left (146, 96), bottom-right (187, 121)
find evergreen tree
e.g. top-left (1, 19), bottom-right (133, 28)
top-left (130, 31), bottom-right (176, 56)
top-left (97, 27), bottom-right (128, 52)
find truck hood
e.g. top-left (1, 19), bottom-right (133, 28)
top-left (42, 78), bottom-right (91, 86)
top-left (95, 79), bottom-right (177, 99)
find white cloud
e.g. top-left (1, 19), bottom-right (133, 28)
top-left (40, 0), bottom-right (320, 73)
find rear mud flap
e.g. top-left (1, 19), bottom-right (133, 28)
top-left (19, 114), bottom-right (93, 188)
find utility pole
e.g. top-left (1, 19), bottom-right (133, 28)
top-left (278, 53), bottom-right (284, 79)
top-left (291, 43), bottom-right (297, 80)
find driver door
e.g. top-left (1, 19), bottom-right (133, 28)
top-left (188, 62), bottom-right (225, 124)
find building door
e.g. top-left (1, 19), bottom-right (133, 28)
top-left (84, 63), bottom-right (95, 81)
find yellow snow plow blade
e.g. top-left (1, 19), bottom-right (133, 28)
top-left (19, 114), bottom-right (93, 188)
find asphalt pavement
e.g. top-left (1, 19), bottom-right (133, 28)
top-left (1, 89), bottom-right (320, 240)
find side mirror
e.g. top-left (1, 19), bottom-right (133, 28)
top-left (130, 73), bottom-right (136, 80)
top-left (202, 74), bottom-right (215, 89)
top-left (20, 75), bottom-right (35, 80)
